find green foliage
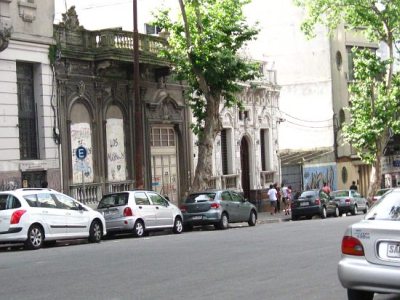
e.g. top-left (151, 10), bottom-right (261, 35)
top-left (152, 0), bottom-right (261, 135)
top-left (343, 49), bottom-right (400, 163)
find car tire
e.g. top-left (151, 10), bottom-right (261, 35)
top-left (133, 220), bottom-right (145, 237)
top-left (248, 210), bottom-right (257, 226)
top-left (363, 204), bottom-right (368, 214)
top-left (351, 205), bottom-right (358, 216)
top-left (291, 215), bottom-right (299, 221)
top-left (88, 220), bottom-right (102, 243)
top-left (173, 217), bottom-right (183, 234)
top-left (334, 206), bottom-right (340, 218)
top-left (321, 207), bottom-right (327, 219)
top-left (25, 224), bottom-right (44, 250)
top-left (347, 289), bottom-right (373, 300)
top-left (215, 213), bottom-right (229, 230)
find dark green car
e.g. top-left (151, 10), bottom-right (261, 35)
top-left (179, 189), bottom-right (257, 230)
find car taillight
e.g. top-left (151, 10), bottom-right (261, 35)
top-left (180, 205), bottom-right (187, 213)
top-left (345, 198), bottom-right (351, 203)
top-left (342, 236), bottom-right (364, 256)
top-left (210, 202), bottom-right (220, 209)
top-left (315, 199), bottom-right (321, 205)
top-left (123, 207), bottom-right (133, 217)
top-left (10, 210), bottom-right (26, 224)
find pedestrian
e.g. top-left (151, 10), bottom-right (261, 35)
top-left (349, 181), bottom-right (358, 191)
top-left (274, 183), bottom-right (281, 213)
top-left (284, 185), bottom-right (292, 215)
top-left (41, 181), bottom-right (48, 188)
top-left (281, 183), bottom-right (288, 214)
top-left (322, 182), bottom-right (331, 195)
top-left (267, 184), bottom-right (277, 215)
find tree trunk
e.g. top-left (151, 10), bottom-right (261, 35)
top-left (191, 95), bottom-right (221, 192)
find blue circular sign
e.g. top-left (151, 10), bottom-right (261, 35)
top-left (75, 146), bottom-right (87, 160)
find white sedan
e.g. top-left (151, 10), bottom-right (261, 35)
top-left (338, 188), bottom-right (400, 299)
top-left (0, 188), bottom-right (106, 249)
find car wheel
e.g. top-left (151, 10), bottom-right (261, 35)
top-left (334, 206), bottom-right (340, 218)
top-left (363, 204), bottom-right (369, 214)
top-left (88, 220), bottom-right (102, 243)
top-left (291, 215), bottom-right (299, 221)
top-left (173, 217), bottom-right (183, 234)
top-left (351, 205), bottom-right (358, 216)
top-left (133, 220), bottom-right (145, 237)
top-left (347, 289), bottom-right (373, 300)
top-left (248, 210), bottom-right (257, 226)
top-left (321, 207), bottom-right (327, 219)
top-left (25, 224), bottom-right (44, 250)
top-left (215, 213), bottom-right (229, 230)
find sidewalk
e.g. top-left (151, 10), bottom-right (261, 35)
top-left (257, 210), bottom-right (291, 224)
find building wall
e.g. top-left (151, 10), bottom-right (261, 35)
top-left (0, 1), bottom-right (59, 189)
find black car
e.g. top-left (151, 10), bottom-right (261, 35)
top-left (291, 189), bottom-right (339, 220)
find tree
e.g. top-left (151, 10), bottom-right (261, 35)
top-left (153, 0), bottom-right (260, 192)
top-left (295, 0), bottom-right (400, 200)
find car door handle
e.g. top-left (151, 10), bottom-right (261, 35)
top-left (156, 206), bottom-right (159, 209)
top-left (42, 210), bottom-right (48, 214)
top-left (139, 206), bottom-right (142, 209)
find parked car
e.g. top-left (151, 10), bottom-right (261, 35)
top-left (338, 188), bottom-right (400, 300)
top-left (0, 188), bottom-right (106, 250)
top-left (372, 188), bottom-right (393, 203)
top-left (97, 190), bottom-right (183, 237)
top-left (180, 189), bottom-right (257, 230)
top-left (331, 189), bottom-right (369, 215)
top-left (291, 189), bottom-right (339, 220)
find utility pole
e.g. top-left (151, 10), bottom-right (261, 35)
top-left (133, 0), bottom-right (144, 188)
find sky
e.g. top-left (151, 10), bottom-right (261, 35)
top-left (54, 0), bottom-right (179, 33)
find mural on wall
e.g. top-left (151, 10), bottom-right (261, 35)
top-left (71, 122), bottom-right (94, 183)
top-left (303, 164), bottom-right (337, 191)
top-left (106, 118), bottom-right (127, 181)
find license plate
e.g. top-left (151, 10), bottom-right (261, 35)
top-left (192, 216), bottom-right (203, 220)
top-left (387, 243), bottom-right (400, 258)
top-left (300, 202), bottom-right (309, 207)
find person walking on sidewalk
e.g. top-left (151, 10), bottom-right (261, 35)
top-left (281, 183), bottom-right (288, 214)
top-left (267, 184), bottom-right (277, 215)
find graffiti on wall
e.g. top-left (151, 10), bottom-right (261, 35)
top-left (71, 122), bottom-right (94, 183)
top-left (303, 164), bottom-right (337, 191)
top-left (106, 118), bottom-right (127, 182)
top-left (0, 178), bottom-right (20, 191)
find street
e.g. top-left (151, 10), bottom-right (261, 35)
top-left (0, 215), bottom-right (399, 300)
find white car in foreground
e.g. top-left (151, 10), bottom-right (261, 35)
top-left (0, 188), bottom-right (106, 249)
top-left (338, 188), bottom-right (400, 299)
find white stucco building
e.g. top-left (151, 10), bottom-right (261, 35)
top-left (0, 1), bottom-right (59, 189)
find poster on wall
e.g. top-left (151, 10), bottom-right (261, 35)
top-left (71, 122), bottom-right (94, 184)
top-left (303, 164), bottom-right (337, 191)
top-left (106, 118), bottom-right (127, 182)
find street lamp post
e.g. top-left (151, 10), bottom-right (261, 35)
top-left (133, 0), bottom-right (144, 188)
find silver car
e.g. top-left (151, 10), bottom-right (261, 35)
top-left (338, 188), bottom-right (400, 299)
top-left (331, 189), bottom-right (369, 215)
top-left (97, 190), bottom-right (183, 237)
top-left (180, 189), bottom-right (257, 230)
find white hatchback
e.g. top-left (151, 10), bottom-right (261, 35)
top-left (0, 188), bottom-right (106, 250)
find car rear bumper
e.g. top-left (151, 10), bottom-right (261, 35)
top-left (183, 211), bottom-right (221, 225)
top-left (291, 206), bottom-right (321, 217)
top-left (0, 227), bottom-right (26, 243)
top-left (338, 255), bottom-right (400, 294)
top-left (104, 217), bottom-right (135, 232)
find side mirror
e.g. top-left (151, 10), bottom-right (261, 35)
top-left (78, 204), bottom-right (84, 210)
top-left (164, 195), bottom-right (170, 201)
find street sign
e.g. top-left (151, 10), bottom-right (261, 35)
top-left (75, 146), bottom-right (87, 160)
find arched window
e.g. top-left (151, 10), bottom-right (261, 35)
top-left (70, 103), bottom-right (93, 183)
top-left (106, 105), bottom-right (126, 181)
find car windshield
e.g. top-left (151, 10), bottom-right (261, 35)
top-left (331, 191), bottom-right (349, 198)
top-left (98, 193), bottom-right (129, 209)
top-left (299, 191), bottom-right (316, 199)
top-left (366, 190), bottom-right (400, 221)
top-left (185, 193), bottom-right (216, 203)
top-left (376, 189), bottom-right (389, 196)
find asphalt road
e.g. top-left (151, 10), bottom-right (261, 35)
top-left (0, 215), bottom-right (399, 300)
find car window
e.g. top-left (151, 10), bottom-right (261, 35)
top-left (135, 192), bottom-right (150, 205)
top-left (37, 193), bottom-right (58, 208)
top-left (24, 194), bottom-right (38, 207)
top-left (366, 191), bottom-right (400, 220)
top-left (231, 192), bottom-right (243, 202)
top-left (332, 191), bottom-right (348, 198)
top-left (319, 191), bottom-right (329, 199)
top-left (54, 193), bottom-right (80, 210)
top-left (98, 193), bottom-right (129, 209)
top-left (299, 191), bottom-right (317, 199)
top-left (376, 189), bottom-right (389, 196)
top-left (185, 193), bottom-right (216, 203)
top-left (0, 194), bottom-right (21, 210)
top-left (148, 193), bottom-right (168, 206)
top-left (354, 192), bottom-right (361, 198)
top-left (221, 191), bottom-right (232, 201)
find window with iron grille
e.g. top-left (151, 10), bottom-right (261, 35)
top-left (17, 62), bottom-right (38, 160)
top-left (221, 129), bottom-right (228, 175)
top-left (260, 129), bottom-right (268, 171)
top-left (150, 127), bottom-right (175, 147)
